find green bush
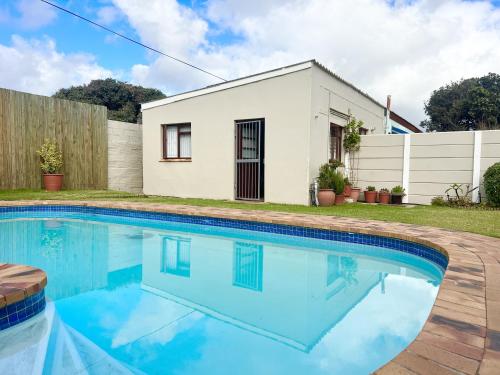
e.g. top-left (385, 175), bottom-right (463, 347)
top-left (431, 196), bottom-right (447, 206)
top-left (37, 139), bottom-right (63, 174)
top-left (332, 171), bottom-right (346, 194)
top-left (366, 186), bottom-right (376, 191)
top-left (484, 162), bottom-right (500, 206)
top-left (318, 163), bottom-right (335, 189)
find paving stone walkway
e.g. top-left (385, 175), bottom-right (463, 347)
top-left (1, 200), bottom-right (499, 374)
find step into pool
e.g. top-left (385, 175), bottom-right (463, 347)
top-left (0, 206), bottom-right (446, 375)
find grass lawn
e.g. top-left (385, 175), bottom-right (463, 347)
top-left (0, 189), bottom-right (499, 238)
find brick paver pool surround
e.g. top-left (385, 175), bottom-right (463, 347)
top-left (1, 200), bottom-right (498, 374)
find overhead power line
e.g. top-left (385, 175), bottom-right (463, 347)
top-left (39, 0), bottom-right (227, 82)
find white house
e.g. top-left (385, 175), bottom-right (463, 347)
top-left (141, 60), bottom-right (418, 205)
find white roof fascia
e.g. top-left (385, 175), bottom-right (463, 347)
top-left (141, 61), bottom-right (313, 111)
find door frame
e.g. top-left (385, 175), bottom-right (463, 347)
top-left (234, 118), bottom-right (265, 201)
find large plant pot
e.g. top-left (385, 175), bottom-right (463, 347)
top-left (318, 189), bottom-right (335, 207)
top-left (350, 188), bottom-right (361, 202)
top-left (391, 194), bottom-right (404, 205)
top-left (364, 190), bottom-right (377, 203)
top-left (43, 174), bottom-right (63, 191)
top-left (379, 192), bottom-right (391, 204)
top-left (343, 184), bottom-right (352, 197)
top-left (335, 193), bottom-right (345, 205)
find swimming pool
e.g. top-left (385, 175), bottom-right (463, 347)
top-left (0, 206), bottom-right (446, 375)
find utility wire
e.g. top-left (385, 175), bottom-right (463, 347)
top-left (39, 0), bottom-right (227, 82)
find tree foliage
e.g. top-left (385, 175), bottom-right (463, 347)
top-left (421, 73), bottom-right (500, 132)
top-left (53, 79), bottom-right (166, 123)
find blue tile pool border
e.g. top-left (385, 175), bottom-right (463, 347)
top-left (0, 289), bottom-right (45, 331)
top-left (0, 205), bottom-right (449, 270)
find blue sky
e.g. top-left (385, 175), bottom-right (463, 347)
top-left (0, 0), bottom-right (499, 123)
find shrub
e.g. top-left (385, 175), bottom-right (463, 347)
top-left (484, 162), bottom-right (500, 206)
top-left (391, 185), bottom-right (406, 196)
top-left (328, 159), bottom-right (344, 170)
top-left (318, 163), bottom-right (335, 189)
top-left (380, 188), bottom-right (390, 193)
top-left (431, 196), bottom-right (447, 206)
top-left (332, 171), bottom-right (346, 194)
top-left (37, 139), bottom-right (63, 174)
top-left (366, 186), bottom-right (376, 191)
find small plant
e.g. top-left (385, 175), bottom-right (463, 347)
top-left (332, 171), bottom-right (346, 195)
top-left (379, 188), bottom-right (390, 193)
top-left (391, 185), bottom-right (406, 196)
top-left (328, 159), bottom-right (344, 171)
top-left (37, 139), bottom-right (63, 174)
top-left (366, 186), bottom-right (376, 192)
top-left (483, 162), bottom-right (500, 207)
top-left (344, 177), bottom-right (351, 186)
top-left (445, 183), bottom-right (477, 207)
top-left (318, 163), bottom-right (335, 189)
top-left (343, 118), bottom-right (364, 187)
top-left (431, 196), bottom-right (447, 206)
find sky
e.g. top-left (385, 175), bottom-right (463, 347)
top-left (0, 0), bottom-right (499, 124)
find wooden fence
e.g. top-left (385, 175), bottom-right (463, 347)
top-left (0, 88), bottom-right (108, 189)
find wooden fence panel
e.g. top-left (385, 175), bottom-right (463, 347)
top-left (0, 88), bottom-right (108, 189)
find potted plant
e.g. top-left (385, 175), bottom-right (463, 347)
top-left (379, 188), bottom-right (391, 204)
top-left (391, 185), bottom-right (406, 204)
top-left (364, 186), bottom-right (377, 203)
top-left (37, 139), bottom-right (63, 191)
top-left (317, 163), bottom-right (335, 206)
top-left (343, 177), bottom-right (352, 197)
top-left (343, 118), bottom-right (363, 202)
top-left (332, 171), bottom-right (346, 205)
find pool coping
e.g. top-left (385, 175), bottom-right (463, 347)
top-left (0, 200), bottom-right (499, 374)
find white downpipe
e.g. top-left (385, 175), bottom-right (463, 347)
top-left (402, 134), bottom-right (411, 204)
top-left (472, 131), bottom-right (482, 203)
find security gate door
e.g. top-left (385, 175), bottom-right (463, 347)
top-left (235, 119), bottom-right (265, 200)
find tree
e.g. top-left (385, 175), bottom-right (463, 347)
top-left (421, 73), bottom-right (500, 132)
top-left (53, 79), bottom-right (166, 123)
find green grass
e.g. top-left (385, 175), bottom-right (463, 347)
top-left (0, 189), bottom-right (499, 238)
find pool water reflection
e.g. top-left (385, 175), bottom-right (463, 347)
top-left (0, 213), bottom-right (444, 375)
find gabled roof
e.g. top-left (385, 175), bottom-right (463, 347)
top-left (141, 59), bottom-right (384, 111)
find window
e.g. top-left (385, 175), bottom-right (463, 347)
top-left (330, 124), bottom-right (343, 162)
top-left (162, 123), bottom-right (191, 159)
top-left (161, 236), bottom-right (191, 277)
top-left (360, 128), bottom-right (368, 135)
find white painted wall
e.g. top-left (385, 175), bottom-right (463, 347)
top-left (356, 130), bottom-right (500, 204)
top-left (142, 69), bottom-right (313, 205)
top-left (308, 66), bottom-right (386, 185)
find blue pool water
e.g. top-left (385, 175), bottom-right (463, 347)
top-left (0, 208), bottom-right (445, 375)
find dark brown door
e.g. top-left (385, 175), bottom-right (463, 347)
top-left (235, 119), bottom-right (265, 200)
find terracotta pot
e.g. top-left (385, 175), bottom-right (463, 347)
top-left (343, 184), bottom-right (352, 197)
top-left (43, 174), bottom-right (63, 191)
top-left (364, 190), bottom-right (377, 203)
top-left (391, 194), bottom-right (403, 205)
top-left (379, 192), bottom-right (391, 204)
top-left (317, 189), bottom-right (335, 207)
top-left (335, 193), bottom-right (345, 205)
top-left (350, 188), bottom-right (361, 202)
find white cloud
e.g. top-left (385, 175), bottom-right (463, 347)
top-left (96, 5), bottom-right (122, 25)
top-left (0, 35), bottom-right (114, 95)
top-left (0, 0), bottom-right (58, 30)
top-left (113, 0), bottom-right (500, 123)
